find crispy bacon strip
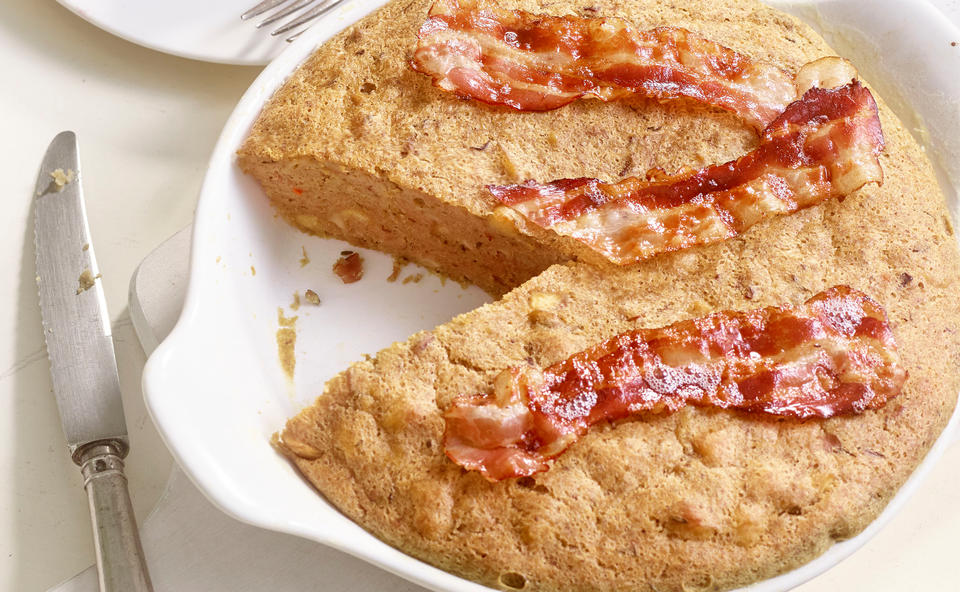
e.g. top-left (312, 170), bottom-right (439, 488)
top-left (444, 286), bottom-right (906, 481)
top-left (489, 81), bottom-right (884, 265)
top-left (411, 0), bottom-right (797, 130)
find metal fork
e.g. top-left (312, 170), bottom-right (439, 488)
top-left (241, 0), bottom-right (347, 41)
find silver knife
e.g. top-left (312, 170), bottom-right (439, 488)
top-left (34, 131), bottom-right (154, 592)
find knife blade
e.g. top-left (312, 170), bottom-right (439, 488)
top-left (34, 130), bottom-right (128, 459)
top-left (34, 131), bottom-right (153, 592)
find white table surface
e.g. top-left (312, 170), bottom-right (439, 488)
top-left (1, 1), bottom-right (958, 591)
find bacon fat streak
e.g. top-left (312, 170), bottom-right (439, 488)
top-left (489, 81), bottom-right (885, 265)
top-left (444, 286), bottom-right (906, 481)
top-left (411, 0), bottom-right (797, 130)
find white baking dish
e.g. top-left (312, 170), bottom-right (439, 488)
top-left (142, 1), bottom-right (960, 590)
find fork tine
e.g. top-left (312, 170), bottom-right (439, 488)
top-left (285, 28), bottom-right (310, 42)
top-left (273, 0), bottom-right (345, 37)
top-left (257, 0), bottom-right (318, 28)
top-left (241, 0), bottom-right (289, 20)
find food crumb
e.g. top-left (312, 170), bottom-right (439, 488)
top-left (50, 168), bottom-right (75, 191)
top-left (75, 269), bottom-right (101, 294)
top-left (251, 265), bottom-right (256, 276)
top-left (387, 256), bottom-right (409, 282)
top-left (216, 256), bottom-right (221, 263)
top-left (290, 292), bottom-right (301, 311)
top-left (278, 308), bottom-right (297, 327)
top-left (276, 308), bottom-right (298, 381)
top-left (82, 243), bottom-right (89, 251)
top-left (333, 251), bottom-right (364, 284)
top-left (304, 289), bottom-right (321, 306)
top-left (402, 273), bottom-right (424, 285)
top-left (299, 246), bottom-right (310, 267)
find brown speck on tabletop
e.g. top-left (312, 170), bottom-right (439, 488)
top-left (251, 265), bottom-right (257, 276)
top-left (290, 292), bottom-right (301, 311)
top-left (299, 246), bottom-right (310, 267)
top-left (333, 251), bottom-right (364, 284)
top-left (304, 289), bottom-right (321, 306)
top-left (82, 243), bottom-right (89, 252)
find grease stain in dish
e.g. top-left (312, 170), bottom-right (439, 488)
top-left (276, 308), bottom-right (298, 382)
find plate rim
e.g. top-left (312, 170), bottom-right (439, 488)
top-left (55, 0), bottom-right (289, 66)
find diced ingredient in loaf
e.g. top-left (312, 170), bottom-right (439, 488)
top-left (529, 292), bottom-right (561, 311)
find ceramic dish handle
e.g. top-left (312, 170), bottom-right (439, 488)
top-left (77, 442), bottom-right (154, 592)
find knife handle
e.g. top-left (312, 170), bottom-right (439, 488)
top-left (78, 442), bottom-right (155, 592)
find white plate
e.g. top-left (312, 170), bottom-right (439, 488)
top-left (143, 1), bottom-right (960, 591)
top-left (55, 0), bottom-right (292, 66)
